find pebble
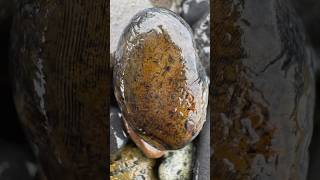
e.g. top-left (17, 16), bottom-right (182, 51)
top-left (113, 8), bottom-right (209, 150)
top-left (110, 145), bottom-right (157, 180)
top-left (159, 143), bottom-right (194, 180)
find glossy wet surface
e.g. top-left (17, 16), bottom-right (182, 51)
top-left (110, 107), bottom-right (129, 161)
top-left (114, 8), bottom-right (209, 150)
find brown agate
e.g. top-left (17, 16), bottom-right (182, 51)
top-left (113, 8), bottom-right (209, 150)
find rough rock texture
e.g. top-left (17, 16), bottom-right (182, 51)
top-left (11, 0), bottom-right (109, 179)
top-left (212, 0), bottom-right (315, 179)
top-left (114, 8), bottom-right (209, 150)
top-left (110, 145), bottom-right (156, 180)
top-left (159, 143), bottom-right (194, 180)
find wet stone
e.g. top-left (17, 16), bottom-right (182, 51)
top-left (180, 0), bottom-right (209, 27)
top-left (212, 0), bottom-right (315, 179)
top-left (110, 107), bottom-right (129, 161)
top-left (158, 143), bottom-right (194, 180)
top-left (113, 8), bottom-right (209, 150)
top-left (110, 145), bottom-right (157, 180)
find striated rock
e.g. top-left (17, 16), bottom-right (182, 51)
top-left (11, 0), bottom-right (109, 179)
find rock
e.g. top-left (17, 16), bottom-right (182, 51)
top-left (180, 0), bottom-right (209, 27)
top-left (110, 145), bottom-right (157, 180)
top-left (193, 13), bottom-right (210, 75)
top-left (11, 0), bottom-right (109, 179)
top-left (113, 8), bottom-right (209, 151)
top-left (212, 0), bottom-right (315, 179)
top-left (110, 107), bottom-right (129, 161)
top-left (159, 143), bottom-right (194, 180)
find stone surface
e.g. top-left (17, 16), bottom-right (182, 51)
top-left (110, 145), bottom-right (156, 180)
top-left (110, 107), bottom-right (128, 161)
top-left (11, 0), bottom-right (109, 179)
top-left (212, 0), bottom-right (315, 179)
top-left (291, 0), bottom-right (320, 48)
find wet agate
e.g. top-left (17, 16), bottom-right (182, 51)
top-left (212, 0), bottom-right (315, 179)
top-left (11, 0), bottom-right (109, 179)
top-left (114, 8), bottom-right (209, 150)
